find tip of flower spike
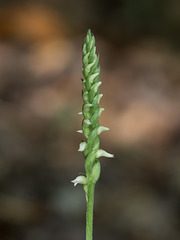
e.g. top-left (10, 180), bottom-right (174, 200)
top-left (85, 29), bottom-right (92, 43)
top-left (76, 130), bottom-right (83, 133)
top-left (78, 142), bottom-right (87, 152)
top-left (89, 35), bottom-right (95, 51)
top-left (96, 149), bottom-right (114, 158)
top-left (87, 29), bottom-right (91, 37)
top-left (71, 176), bottom-right (87, 186)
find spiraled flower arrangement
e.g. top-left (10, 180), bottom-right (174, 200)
top-left (72, 29), bottom-right (114, 240)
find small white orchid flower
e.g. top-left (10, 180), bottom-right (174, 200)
top-left (78, 141), bottom-right (87, 152)
top-left (97, 126), bottom-right (110, 135)
top-left (71, 176), bottom-right (87, 186)
top-left (96, 149), bottom-right (114, 158)
top-left (76, 130), bottom-right (83, 133)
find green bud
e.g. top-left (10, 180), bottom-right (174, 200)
top-left (91, 160), bottom-right (101, 184)
top-left (78, 141), bottom-right (87, 152)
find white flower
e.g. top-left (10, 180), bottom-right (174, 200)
top-left (76, 130), bottom-right (83, 133)
top-left (71, 176), bottom-right (87, 186)
top-left (97, 126), bottom-right (109, 135)
top-left (96, 149), bottom-right (114, 158)
top-left (78, 142), bottom-right (87, 152)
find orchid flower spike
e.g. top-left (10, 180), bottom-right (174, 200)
top-left (72, 29), bottom-right (114, 240)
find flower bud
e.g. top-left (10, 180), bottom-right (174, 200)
top-left (83, 119), bottom-right (91, 126)
top-left (91, 160), bottom-right (101, 184)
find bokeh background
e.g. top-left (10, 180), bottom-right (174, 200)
top-left (0, 0), bottom-right (180, 240)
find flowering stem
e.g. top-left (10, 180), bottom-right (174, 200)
top-left (71, 29), bottom-right (114, 240)
top-left (86, 182), bottom-right (95, 240)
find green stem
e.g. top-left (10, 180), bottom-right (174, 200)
top-left (86, 182), bottom-right (95, 240)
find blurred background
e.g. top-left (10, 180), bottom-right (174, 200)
top-left (0, 0), bottom-right (180, 240)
